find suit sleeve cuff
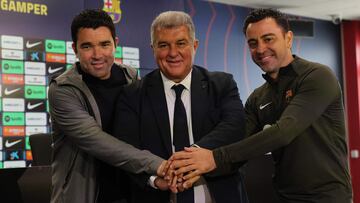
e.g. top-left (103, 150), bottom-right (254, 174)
top-left (147, 156), bottom-right (164, 175)
top-left (207, 148), bottom-right (233, 177)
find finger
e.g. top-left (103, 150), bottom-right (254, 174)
top-left (169, 183), bottom-right (178, 193)
top-left (162, 159), bottom-right (172, 174)
top-left (171, 151), bottom-right (193, 160)
top-left (182, 169), bottom-right (200, 180)
top-left (174, 164), bottom-right (197, 175)
top-left (177, 182), bottom-right (185, 192)
top-left (171, 159), bottom-right (193, 169)
top-left (170, 173), bottom-right (178, 188)
top-left (177, 173), bottom-right (183, 183)
top-left (164, 168), bottom-right (174, 181)
top-left (183, 175), bottom-right (201, 189)
top-left (170, 187), bottom-right (178, 193)
top-left (156, 160), bottom-right (167, 177)
top-left (184, 147), bottom-right (199, 152)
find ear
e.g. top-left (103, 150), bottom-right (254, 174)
top-left (114, 37), bottom-right (119, 47)
top-left (285, 31), bottom-right (293, 49)
top-left (193, 39), bottom-right (199, 52)
top-left (72, 42), bottom-right (77, 55)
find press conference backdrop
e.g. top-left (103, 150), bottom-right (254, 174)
top-left (0, 0), bottom-right (341, 168)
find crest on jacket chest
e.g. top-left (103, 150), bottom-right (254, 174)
top-left (285, 89), bottom-right (293, 103)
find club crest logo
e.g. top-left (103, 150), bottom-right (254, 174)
top-left (103, 0), bottom-right (122, 24)
top-left (285, 89), bottom-right (293, 103)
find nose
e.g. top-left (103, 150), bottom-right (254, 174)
top-left (92, 46), bottom-right (102, 59)
top-left (256, 41), bottom-right (266, 54)
top-left (168, 44), bottom-right (178, 57)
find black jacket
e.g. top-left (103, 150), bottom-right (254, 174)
top-left (114, 66), bottom-right (248, 203)
top-left (213, 56), bottom-right (352, 202)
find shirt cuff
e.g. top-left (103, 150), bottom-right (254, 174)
top-left (191, 143), bottom-right (201, 148)
top-left (148, 175), bottom-right (158, 189)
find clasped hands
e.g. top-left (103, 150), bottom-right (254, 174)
top-left (156, 147), bottom-right (217, 193)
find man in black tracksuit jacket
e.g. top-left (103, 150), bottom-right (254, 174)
top-left (170, 9), bottom-right (353, 203)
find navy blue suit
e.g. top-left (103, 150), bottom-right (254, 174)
top-left (113, 66), bottom-right (248, 203)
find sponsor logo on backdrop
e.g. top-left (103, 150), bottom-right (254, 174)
top-left (1, 60), bottom-right (24, 74)
top-left (123, 59), bottom-right (140, 68)
top-left (48, 66), bottom-right (64, 74)
top-left (24, 61), bottom-right (46, 75)
top-left (3, 160), bottom-right (26, 168)
top-left (25, 99), bottom-right (46, 112)
top-left (1, 35), bottom-right (23, 50)
top-left (46, 53), bottom-right (66, 63)
top-left (3, 85), bottom-right (24, 98)
top-left (66, 41), bottom-right (74, 54)
top-left (25, 137), bottom-right (31, 150)
top-left (122, 47), bottom-right (139, 59)
top-left (24, 39), bottom-right (45, 51)
top-left (45, 40), bottom-right (66, 53)
top-left (4, 137), bottom-right (25, 150)
top-left (5, 150), bottom-right (25, 161)
top-left (103, 0), bottom-right (122, 23)
top-left (3, 98), bottom-right (25, 112)
top-left (1, 49), bottom-right (24, 60)
top-left (26, 126), bottom-right (47, 136)
top-left (66, 54), bottom-right (76, 64)
top-left (115, 46), bottom-right (122, 58)
top-left (25, 75), bottom-right (46, 85)
top-left (4, 87), bottom-right (21, 95)
top-left (25, 112), bottom-right (47, 125)
top-left (25, 85), bottom-right (46, 99)
top-left (46, 63), bottom-right (65, 75)
top-left (3, 112), bottom-right (25, 126)
top-left (3, 126), bottom-right (26, 136)
top-left (2, 74), bottom-right (24, 85)
top-left (0, 1), bottom-right (48, 16)
top-left (25, 51), bottom-right (45, 62)
top-left (5, 139), bottom-right (22, 148)
top-left (26, 151), bottom-right (33, 160)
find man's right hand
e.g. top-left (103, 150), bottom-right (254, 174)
top-left (170, 147), bottom-right (216, 179)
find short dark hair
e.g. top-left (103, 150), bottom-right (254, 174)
top-left (71, 9), bottom-right (116, 46)
top-left (243, 9), bottom-right (289, 35)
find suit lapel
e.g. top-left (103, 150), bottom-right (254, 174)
top-left (147, 70), bottom-right (173, 155)
top-left (191, 67), bottom-right (208, 142)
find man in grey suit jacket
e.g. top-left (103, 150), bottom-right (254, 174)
top-left (113, 11), bottom-right (248, 203)
top-left (49, 9), bottom-right (166, 203)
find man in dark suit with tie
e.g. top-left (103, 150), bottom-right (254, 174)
top-left (113, 11), bottom-right (248, 203)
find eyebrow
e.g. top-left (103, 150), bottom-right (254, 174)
top-left (260, 33), bottom-right (276, 39)
top-left (79, 40), bottom-right (112, 46)
top-left (247, 33), bottom-right (276, 43)
top-left (79, 42), bottom-right (92, 47)
top-left (99, 40), bottom-right (112, 44)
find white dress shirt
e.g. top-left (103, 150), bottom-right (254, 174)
top-left (159, 70), bottom-right (214, 203)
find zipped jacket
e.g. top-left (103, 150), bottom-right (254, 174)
top-left (49, 63), bottom-right (163, 203)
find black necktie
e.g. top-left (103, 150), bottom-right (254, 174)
top-left (172, 84), bottom-right (194, 203)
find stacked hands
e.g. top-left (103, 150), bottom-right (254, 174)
top-left (155, 147), bottom-right (217, 193)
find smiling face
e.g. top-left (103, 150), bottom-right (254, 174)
top-left (246, 17), bottom-right (294, 79)
top-left (72, 26), bottom-right (117, 80)
top-left (152, 25), bottom-right (198, 83)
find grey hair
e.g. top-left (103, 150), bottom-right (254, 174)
top-left (151, 11), bottom-right (196, 46)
